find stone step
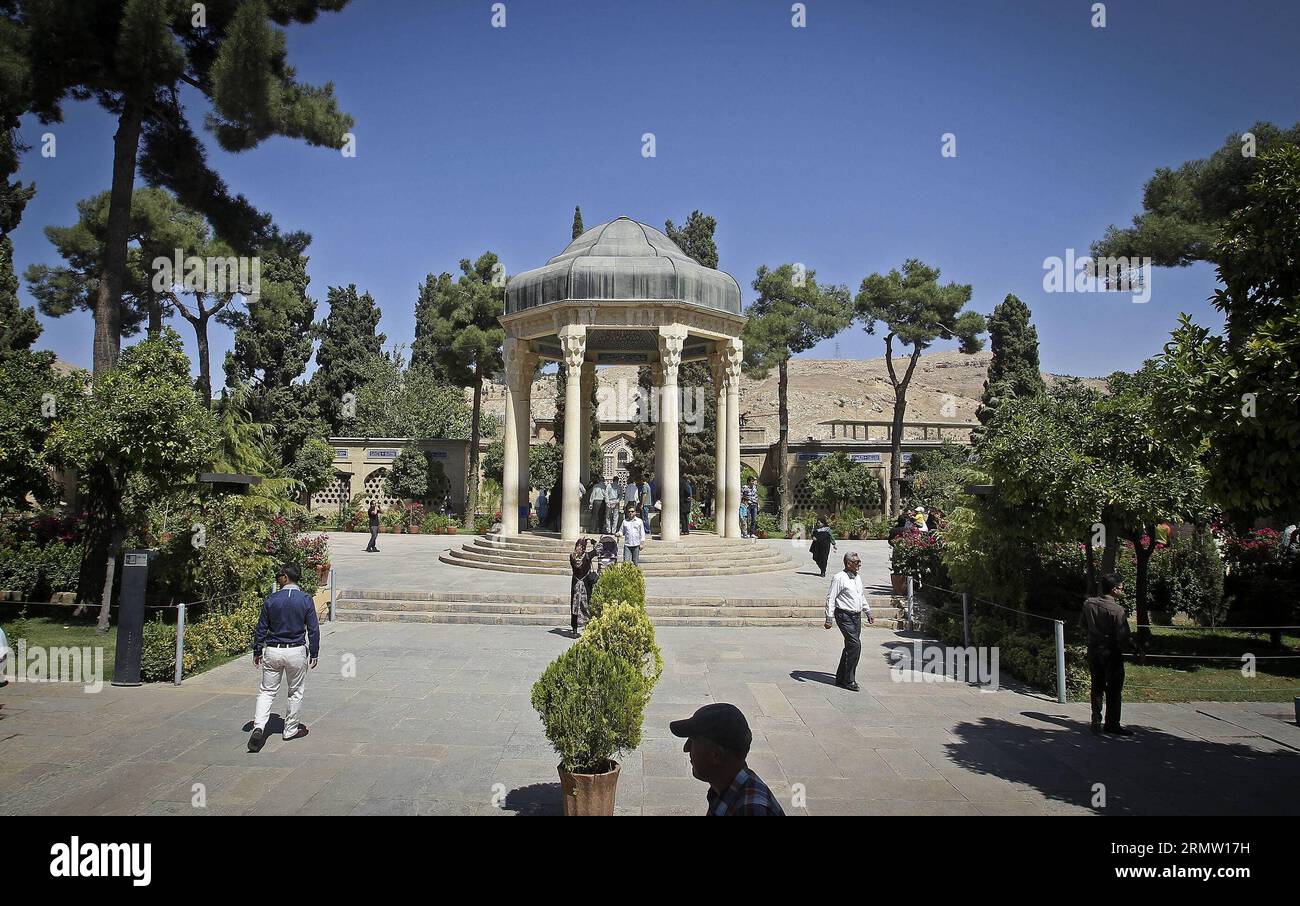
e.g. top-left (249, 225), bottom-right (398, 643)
top-left (340, 589), bottom-right (897, 607)
top-left (481, 533), bottom-right (770, 552)
top-left (454, 544), bottom-right (793, 567)
top-left (338, 597), bottom-right (903, 620)
top-left (437, 553), bottom-right (796, 576)
top-left (335, 608), bottom-right (900, 630)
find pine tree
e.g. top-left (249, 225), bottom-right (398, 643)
top-left (572, 206), bottom-right (584, 239)
top-left (10, 1), bottom-right (354, 375)
top-left (0, 235), bottom-right (41, 359)
top-left (413, 253), bottom-right (504, 527)
top-left (312, 284), bottom-right (385, 431)
top-left (976, 293), bottom-right (1046, 430)
top-left (411, 272), bottom-right (453, 381)
top-left (665, 211), bottom-right (718, 268)
top-left (744, 264), bottom-right (854, 529)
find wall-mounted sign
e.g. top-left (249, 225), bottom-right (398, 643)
top-left (850, 453), bottom-right (882, 464)
top-left (796, 452), bottom-right (829, 462)
top-left (429, 450), bottom-right (449, 460)
top-left (367, 449), bottom-right (399, 460)
top-left (124, 552), bottom-right (149, 568)
top-left (334, 449), bottom-right (349, 460)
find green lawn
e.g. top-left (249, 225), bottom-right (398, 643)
top-left (2, 614), bottom-right (118, 684)
top-left (1123, 625), bottom-right (1300, 703)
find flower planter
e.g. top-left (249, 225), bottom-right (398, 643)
top-left (407, 525), bottom-right (421, 535)
top-left (315, 565), bottom-right (331, 584)
top-left (891, 574), bottom-right (909, 596)
top-left (557, 761), bottom-right (620, 816)
top-left (446, 526), bottom-right (458, 535)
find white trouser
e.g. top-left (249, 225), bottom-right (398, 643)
top-left (254, 645), bottom-right (308, 738)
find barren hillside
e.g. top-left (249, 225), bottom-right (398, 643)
top-left (479, 350), bottom-right (1098, 442)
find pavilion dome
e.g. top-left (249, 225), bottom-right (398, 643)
top-left (505, 216), bottom-right (742, 316)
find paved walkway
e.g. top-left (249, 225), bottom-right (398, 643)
top-left (330, 532), bottom-right (895, 597)
top-left (1, 622), bottom-right (1295, 816)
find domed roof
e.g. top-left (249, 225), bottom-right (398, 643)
top-left (506, 216), bottom-right (742, 315)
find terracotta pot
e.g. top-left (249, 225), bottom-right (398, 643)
top-left (891, 574), bottom-right (909, 596)
top-left (315, 565), bottom-right (330, 583)
top-left (446, 526), bottom-right (458, 535)
top-left (557, 761), bottom-right (620, 816)
top-left (408, 525), bottom-right (421, 534)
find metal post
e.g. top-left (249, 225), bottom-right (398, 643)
top-left (173, 602), bottom-right (186, 686)
top-left (961, 593), bottom-right (970, 648)
top-left (906, 576), bottom-right (915, 630)
top-left (328, 568), bottom-right (336, 622)
top-left (1054, 620), bottom-right (1067, 704)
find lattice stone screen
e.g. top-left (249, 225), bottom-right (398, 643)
top-left (363, 468), bottom-right (401, 508)
top-left (311, 474), bottom-right (351, 513)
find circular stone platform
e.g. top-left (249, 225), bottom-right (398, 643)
top-left (439, 531), bottom-right (797, 577)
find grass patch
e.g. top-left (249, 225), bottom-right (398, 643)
top-left (2, 614), bottom-right (118, 684)
top-left (1123, 625), bottom-right (1300, 703)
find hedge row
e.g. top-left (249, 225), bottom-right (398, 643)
top-left (140, 597), bottom-right (261, 682)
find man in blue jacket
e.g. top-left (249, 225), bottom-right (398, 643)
top-left (249, 563), bottom-right (320, 753)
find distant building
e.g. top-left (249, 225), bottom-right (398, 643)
top-left (311, 437), bottom-right (470, 516)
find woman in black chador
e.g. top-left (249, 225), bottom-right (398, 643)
top-left (569, 537), bottom-right (597, 635)
top-left (810, 515), bottom-right (836, 578)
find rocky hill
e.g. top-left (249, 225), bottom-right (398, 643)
top-left (479, 349), bottom-right (1097, 442)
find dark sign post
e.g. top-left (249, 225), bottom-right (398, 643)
top-left (111, 550), bottom-right (152, 687)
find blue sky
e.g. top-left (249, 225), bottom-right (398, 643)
top-left (10, 0), bottom-right (1300, 378)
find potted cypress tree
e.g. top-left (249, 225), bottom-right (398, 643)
top-left (531, 645), bottom-right (647, 815)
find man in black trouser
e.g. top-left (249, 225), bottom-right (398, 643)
top-left (365, 500), bottom-right (381, 552)
top-left (1080, 573), bottom-right (1133, 736)
top-left (680, 477), bottom-right (693, 535)
top-left (823, 552), bottom-right (873, 691)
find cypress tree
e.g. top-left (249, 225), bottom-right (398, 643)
top-left (977, 293), bottom-right (1046, 429)
top-left (572, 206), bottom-right (584, 239)
top-left (313, 284), bottom-right (386, 431)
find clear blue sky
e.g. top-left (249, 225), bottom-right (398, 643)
top-left (11, 0), bottom-right (1300, 378)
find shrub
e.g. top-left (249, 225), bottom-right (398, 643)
top-left (890, 529), bottom-right (944, 581)
top-left (830, 505), bottom-right (864, 541)
top-left (589, 563), bottom-right (645, 617)
top-left (530, 644), bottom-right (649, 773)
top-left (924, 607), bottom-right (1088, 698)
top-left (139, 595), bottom-right (263, 682)
top-left (0, 538), bottom-right (83, 599)
top-left (579, 600), bottom-right (663, 691)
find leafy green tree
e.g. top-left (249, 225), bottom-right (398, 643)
top-left (664, 211), bottom-right (718, 268)
top-left (411, 253), bottom-right (504, 527)
top-left (1093, 122), bottom-right (1300, 268)
top-left (571, 205), bottom-right (583, 239)
top-left (0, 234), bottom-right (41, 358)
top-left (976, 293), bottom-right (1045, 433)
top-left (1153, 143), bottom-right (1300, 517)
top-left (804, 452), bottom-right (882, 515)
top-left (0, 349), bottom-right (83, 509)
top-left (287, 437), bottom-right (335, 498)
top-left (342, 354), bottom-right (472, 440)
top-left (10, 0), bottom-right (354, 375)
top-left (24, 187), bottom-right (186, 342)
top-left (410, 272), bottom-right (450, 380)
top-left (385, 446), bottom-right (432, 500)
top-left (312, 284), bottom-right (385, 431)
top-left (904, 441), bottom-right (973, 514)
top-left (856, 259), bottom-right (986, 516)
top-left (46, 329), bottom-right (218, 630)
top-left (744, 264), bottom-right (854, 529)
top-left (219, 243), bottom-right (325, 463)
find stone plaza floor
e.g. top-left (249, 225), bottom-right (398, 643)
top-left (1, 619), bottom-right (1297, 816)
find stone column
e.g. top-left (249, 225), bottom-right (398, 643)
top-left (657, 325), bottom-right (687, 543)
top-left (559, 324), bottom-right (586, 540)
top-left (710, 349), bottom-right (728, 538)
top-left (579, 362), bottom-right (595, 486)
top-left (517, 345), bottom-right (538, 529)
top-left (650, 362), bottom-right (664, 533)
top-left (501, 338), bottom-right (521, 536)
top-left (724, 337), bottom-right (743, 540)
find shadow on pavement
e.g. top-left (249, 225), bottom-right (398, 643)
top-left (503, 782), bottom-right (563, 815)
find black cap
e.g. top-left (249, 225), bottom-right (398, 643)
top-left (669, 703), bottom-right (752, 758)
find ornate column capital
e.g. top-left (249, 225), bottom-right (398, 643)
top-left (723, 336), bottom-right (743, 386)
top-left (658, 324), bottom-right (689, 383)
top-left (558, 324), bottom-right (587, 375)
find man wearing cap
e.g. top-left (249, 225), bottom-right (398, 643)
top-left (670, 703), bottom-right (784, 816)
top-left (824, 551), bottom-right (873, 692)
top-left (249, 563), bottom-right (320, 752)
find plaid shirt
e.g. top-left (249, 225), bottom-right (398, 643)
top-left (741, 484), bottom-right (759, 506)
top-left (705, 768), bottom-right (785, 816)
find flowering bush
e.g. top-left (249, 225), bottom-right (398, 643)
top-left (1220, 528), bottom-right (1291, 579)
top-left (403, 501), bottom-right (425, 528)
top-left (890, 529), bottom-right (944, 581)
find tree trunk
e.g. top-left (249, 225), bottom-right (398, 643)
top-left (194, 313), bottom-right (212, 407)
top-left (93, 100), bottom-right (143, 376)
top-left (148, 295), bottom-right (163, 337)
top-left (1132, 526), bottom-right (1155, 647)
top-left (465, 367), bottom-right (483, 530)
top-left (1083, 534), bottom-right (1098, 596)
top-left (884, 339), bottom-right (923, 518)
top-left (777, 358), bottom-right (789, 532)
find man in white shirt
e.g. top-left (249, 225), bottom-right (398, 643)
top-left (621, 504), bottom-right (646, 566)
top-left (824, 552), bottom-right (873, 692)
